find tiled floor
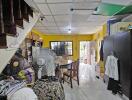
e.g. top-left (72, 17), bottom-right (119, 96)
top-left (63, 79), bottom-right (123, 100)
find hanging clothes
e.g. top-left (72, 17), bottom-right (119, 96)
top-left (105, 55), bottom-right (119, 80)
top-left (107, 78), bottom-right (121, 94)
top-left (100, 40), bottom-right (104, 61)
top-left (105, 55), bottom-right (122, 95)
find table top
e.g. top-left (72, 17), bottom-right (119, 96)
top-left (59, 62), bottom-right (72, 68)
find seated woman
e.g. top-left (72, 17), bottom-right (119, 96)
top-left (32, 48), bottom-right (65, 100)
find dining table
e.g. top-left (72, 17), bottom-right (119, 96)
top-left (56, 60), bottom-right (73, 81)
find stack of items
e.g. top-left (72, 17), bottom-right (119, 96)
top-left (3, 48), bottom-right (35, 85)
top-left (0, 80), bottom-right (26, 99)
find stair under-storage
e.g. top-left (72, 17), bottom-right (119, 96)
top-left (0, 0), bottom-right (40, 73)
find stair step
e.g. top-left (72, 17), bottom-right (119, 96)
top-left (0, 0), bottom-right (4, 33)
top-left (0, 0), bottom-right (7, 48)
top-left (21, 0), bottom-right (29, 22)
top-left (0, 34), bottom-right (7, 48)
top-left (23, 15), bottom-right (29, 22)
top-left (27, 6), bottom-right (33, 17)
top-left (15, 20), bottom-right (24, 29)
top-left (2, 0), bottom-right (17, 36)
top-left (4, 23), bottom-right (17, 37)
top-left (13, 0), bottom-right (24, 28)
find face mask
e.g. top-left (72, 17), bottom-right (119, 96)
top-left (13, 61), bottom-right (19, 67)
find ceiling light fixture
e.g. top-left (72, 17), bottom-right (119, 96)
top-left (70, 8), bottom-right (95, 11)
top-left (70, 7), bottom-right (100, 15)
top-left (39, 37), bottom-right (43, 40)
top-left (40, 16), bottom-right (45, 21)
top-left (70, 7), bottom-right (98, 11)
top-left (68, 29), bottom-right (71, 34)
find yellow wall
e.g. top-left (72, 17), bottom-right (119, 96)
top-left (95, 24), bottom-right (107, 63)
top-left (31, 24), bottom-right (106, 61)
top-left (32, 29), bottom-right (97, 60)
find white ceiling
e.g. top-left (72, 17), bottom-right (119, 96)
top-left (33, 0), bottom-right (111, 34)
top-left (102, 0), bottom-right (132, 6)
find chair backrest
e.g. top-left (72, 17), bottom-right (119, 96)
top-left (70, 59), bottom-right (79, 77)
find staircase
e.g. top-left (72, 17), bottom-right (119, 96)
top-left (0, 0), bottom-right (40, 73)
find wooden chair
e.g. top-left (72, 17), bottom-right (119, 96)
top-left (63, 60), bottom-right (79, 88)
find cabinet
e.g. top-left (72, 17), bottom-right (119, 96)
top-left (103, 30), bottom-right (132, 99)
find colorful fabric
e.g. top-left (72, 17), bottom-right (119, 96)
top-left (32, 77), bottom-right (65, 100)
top-left (18, 68), bottom-right (34, 83)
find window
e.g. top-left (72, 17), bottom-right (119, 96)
top-left (50, 41), bottom-right (73, 56)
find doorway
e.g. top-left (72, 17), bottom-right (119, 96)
top-left (79, 41), bottom-right (91, 64)
top-left (79, 41), bottom-right (96, 64)
top-left (79, 41), bottom-right (96, 84)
